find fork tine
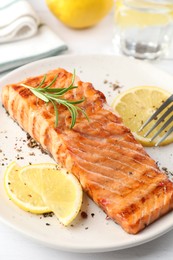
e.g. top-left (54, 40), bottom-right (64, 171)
top-left (155, 125), bottom-right (173, 146)
top-left (144, 105), bottom-right (173, 137)
top-left (150, 115), bottom-right (173, 142)
top-left (139, 94), bottom-right (173, 132)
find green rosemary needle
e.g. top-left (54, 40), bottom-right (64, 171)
top-left (20, 71), bottom-right (89, 128)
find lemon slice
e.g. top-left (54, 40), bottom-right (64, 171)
top-left (19, 163), bottom-right (83, 226)
top-left (112, 86), bottom-right (172, 146)
top-left (4, 162), bottom-right (50, 214)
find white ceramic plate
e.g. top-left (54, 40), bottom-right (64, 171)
top-left (0, 54), bottom-right (173, 253)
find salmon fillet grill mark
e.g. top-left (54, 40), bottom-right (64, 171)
top-left (2, 68), bottom-right (173, 234)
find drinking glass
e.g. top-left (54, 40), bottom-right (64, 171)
top-left (113, 0), bottom-right (173, 59)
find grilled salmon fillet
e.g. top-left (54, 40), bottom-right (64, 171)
top-left (1, 68), bottom-right (173, 234)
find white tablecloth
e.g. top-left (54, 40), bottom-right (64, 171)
top-left (0, 0), bottom-right (173, 259)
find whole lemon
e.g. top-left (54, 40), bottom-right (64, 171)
top-left (46, 0), bottom-right (113, 29)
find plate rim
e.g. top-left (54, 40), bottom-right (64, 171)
top-left (1, 53), bottom-right (173, 84)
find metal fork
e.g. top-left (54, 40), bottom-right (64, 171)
top-left (139, 94), bottom-right (173, 146)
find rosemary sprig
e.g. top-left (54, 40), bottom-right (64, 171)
top-left (20, 71), bottom-right (89, 128)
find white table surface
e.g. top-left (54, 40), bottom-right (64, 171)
top-left (1, 1), bottom-right (173, 259)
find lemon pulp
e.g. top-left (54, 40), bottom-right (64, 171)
top-left (4, 162), bottom-right (50, 214)
top-left (19, 163), bottom-right (83, 225)
top-left (112, 86), bottom-right (172, 146)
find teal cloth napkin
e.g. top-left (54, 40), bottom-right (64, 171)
top-left (0, 0), bottom-right (68, 73)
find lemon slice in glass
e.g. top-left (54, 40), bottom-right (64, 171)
top-left (4, 162), bottom-right (50, 214)
top-left (19, 163), bottom-right (83, 226)
top-left (112, 86), bottom-right (172, 146)
top-left (115, 0), bottom-right (173, 27)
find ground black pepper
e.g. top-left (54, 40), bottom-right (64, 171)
top-left (43, 212), bottom-right (54, 218)
top-left (160, 166), bottom-right (173, 183)
top-left (16, 148), bottom-right (22, 152)
top-left (26, 133), bottom-right (48, 154)
top-left (103, 79), bottom-right (123, 92)
top-left (81, 211), bottom-right (88, 219)
top-left (29, 152), bottom-right (35, 156)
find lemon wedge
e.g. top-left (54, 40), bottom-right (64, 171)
top-left (19, 163), bottom-right (83, 226)
top-left (112, 86), bottom-right (172, 146)
top-left (4, 162), bottom-right (50, 214)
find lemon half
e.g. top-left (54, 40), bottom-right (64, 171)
top-left (112, 86), bottom-right (172, 146)
top-left (46, 0), bottom-right (113, 29)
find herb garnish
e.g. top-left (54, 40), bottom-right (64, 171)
top-left (20, 71), bottom-right (89, 128)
